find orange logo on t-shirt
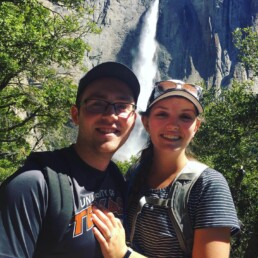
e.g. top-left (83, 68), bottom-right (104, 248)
top-left (73, 206), bottom-right (93, 237)
top-left (72, 197), bottom-right (123, 238)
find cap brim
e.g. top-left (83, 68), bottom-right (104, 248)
top-left (77, 62), bottom-right (140, 104)
top-left (148, 90), bottom-right (203, 114)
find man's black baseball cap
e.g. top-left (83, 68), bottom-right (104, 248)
top-left (76, 61), bottom-right (140, 106)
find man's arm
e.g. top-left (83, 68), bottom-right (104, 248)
top-left (0, 170), bottom-right (48, 258)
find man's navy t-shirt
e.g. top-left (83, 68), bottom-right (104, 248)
top-left (0, 145), bottom-right (125, 258)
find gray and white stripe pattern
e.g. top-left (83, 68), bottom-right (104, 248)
top-left (127, 168), bottom-right (240, 258)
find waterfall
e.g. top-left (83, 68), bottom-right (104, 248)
top-left (114, 0), bottom-right (159, 161)
top-left (133, 0), bottom-right (159, 112)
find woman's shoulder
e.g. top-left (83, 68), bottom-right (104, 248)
top-left (189, 166), bottom-right (233, 205)
top-left (191, 166), bottom-right (235, 209)
top-left (199, 166), bottom-right (229, 187)
top-left (190, 167), bottom-right (240, 233)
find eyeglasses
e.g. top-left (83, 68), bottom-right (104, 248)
top-left (154, 80), bottom-right (203, 100)
top-left (81, 99), bottom-right (136, 117)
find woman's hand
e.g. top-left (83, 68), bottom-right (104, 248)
top-left (92, 206), bottom-right (128, 258)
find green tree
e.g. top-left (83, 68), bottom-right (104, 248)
top-left (0, 0), bottom-right (101, 179)
top-left (192, 81), bottom-right (258, 258)
top-left (115, 155), bottom-right (139, 175)
top-left (233, 27), bottom-right (258, 76)
top-left (194, 27), bottom-right (258, 257)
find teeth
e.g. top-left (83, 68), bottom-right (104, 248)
top-left (163, 134), bottom-right (180, 140)
top-left (99, 128), bottom-right (117, 133)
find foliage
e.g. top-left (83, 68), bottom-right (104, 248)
top-left (199, 29), bottom-right (258, 258)
top-left (233, 27), bottom-right (258, 76)
top-left (115, 155), bottom-right (139, 175)
top-left (0, 0), bottom-right (101, 178)
top-left (192, 82), bottom-right (258, 258)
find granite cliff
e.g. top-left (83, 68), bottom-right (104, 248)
top-left (85, 0), bottom-right (257, 88)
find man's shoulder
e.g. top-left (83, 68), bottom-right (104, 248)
top-left (3, 169), bottom-right (47, 194)
top-left (28, 146), bottom-right (71, 161)
top-left (0, 169), bottom-right (48, 214)
top-left (1, 147), bottom-right (72, 190)
top-left (23, 146), bottom-right (72, 172)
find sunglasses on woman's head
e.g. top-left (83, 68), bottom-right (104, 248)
top-left (154, 80), bottom-right (203, 100)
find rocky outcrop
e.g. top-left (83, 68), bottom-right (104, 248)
top-left (83, 0), bottom-right (148, 69)
top-left (84, 0), bottom-right (257, 88)
top-left (157, 0), bottom-right (257, 87)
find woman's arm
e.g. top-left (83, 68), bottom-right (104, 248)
top-left (92, 207), bottom-right (146, 258)
top-left (192, 227), bottom-right (231, 258)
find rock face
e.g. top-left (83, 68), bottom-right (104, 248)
top-left (157, 0), bottom-right (257, 88)
top-left (85, 0), bottom-right (257, 88)
top-left (83, 0), bottom-right (147, 69)
top-left (83, 0), bottom-right (257, 160)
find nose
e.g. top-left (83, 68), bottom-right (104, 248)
top-left (166, 118), bottom-right (179, 131)
top-left (166, 124), bottom-right (179, 131)
top-left (103, 104), bottom-right (117, 116)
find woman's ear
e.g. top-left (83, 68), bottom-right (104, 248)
top-left (193, 119), bottom-right (201, 136)
top-left (141, 116), bottom-right (149, 133)
top-left (71, 105), bottom-right (79, 125)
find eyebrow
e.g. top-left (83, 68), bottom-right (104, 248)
top-left (153, 106), bottom-right (196, 113)
top-left (87, 93), bottom-right (134, 102)
top-left (181, 108), bottom-right (196, 113)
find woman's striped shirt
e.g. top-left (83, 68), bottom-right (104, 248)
top-left (127, 168), bottom-right (240, 258)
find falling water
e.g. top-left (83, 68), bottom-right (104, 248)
top-left (133, 0), bottom-right (159, 112)
top-left (114, 0), bottom-right (159, 161)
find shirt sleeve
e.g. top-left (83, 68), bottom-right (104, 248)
top-left (190, 168), bottom-right (240, 236)
top-left (0, 170), bottom-right (48, 258)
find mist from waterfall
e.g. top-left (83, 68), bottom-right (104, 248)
top-left (114, 0), bottom-right (159, 161)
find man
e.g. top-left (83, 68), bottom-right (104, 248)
top-left (0, 62), bottom-right (140, 258)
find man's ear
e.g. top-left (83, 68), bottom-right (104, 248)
top-left (71, 105), bottom-right (79, 125)
top-left (141, 116), bottom-right (149, 133)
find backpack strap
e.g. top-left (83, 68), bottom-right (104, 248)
top-left (167, 161), bottom-right (208, 254)
top-left (129, 196), bottom-right (147, 244)
top-left (34, 166), bottom-right (73, 256)
top-left (128, 160), bottom-right (208, 255)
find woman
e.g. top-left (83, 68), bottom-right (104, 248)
top-left (92, 79), bottom-right (240, 258)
